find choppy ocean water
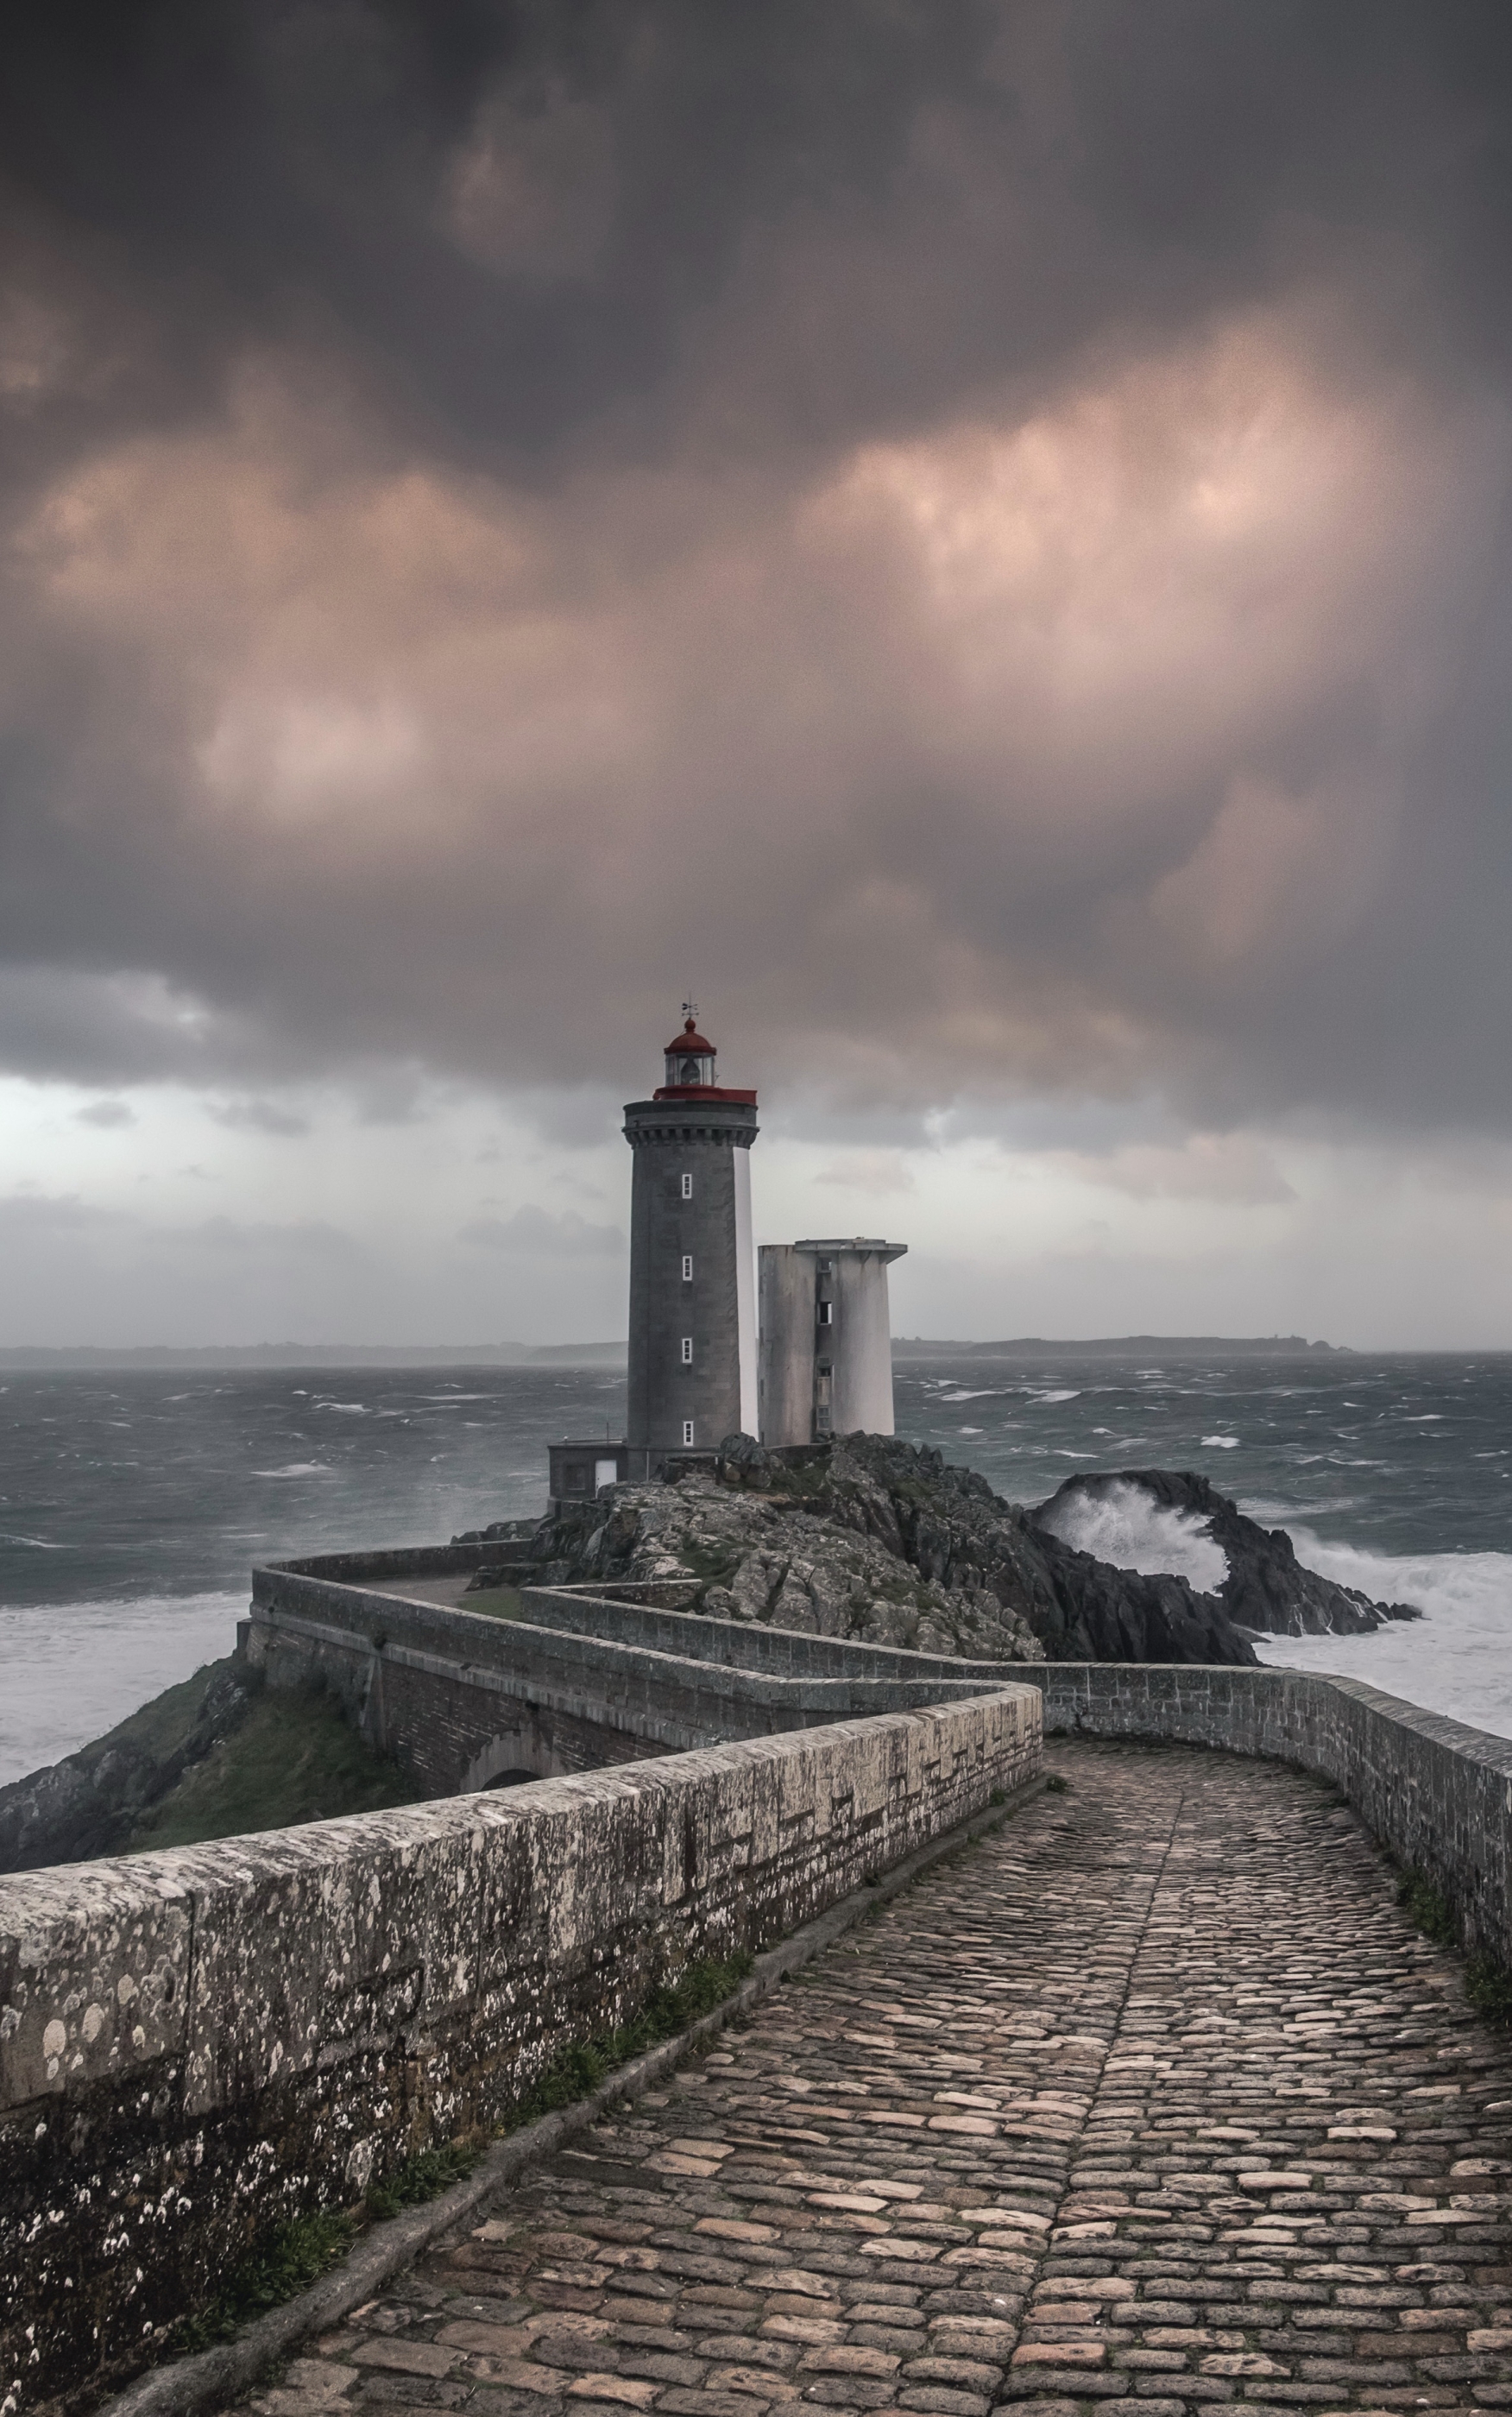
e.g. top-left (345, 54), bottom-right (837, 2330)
top-left (1, 1352), bottom-right (1509, 1783)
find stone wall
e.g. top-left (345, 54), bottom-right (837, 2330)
top-left (519, 1584), bottom-right (1011, 1682)
top-left (247, 1567), bottom-right (1025, 1795)
top-left (1023, 1662), bottom-right (1512, 1960)
top-left (0, 1690), bottom-right (1039, 2416)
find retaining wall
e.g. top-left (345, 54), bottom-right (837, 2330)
top-left (518, 1584), bottom-right (1013, 1682)
top-left (246, 1568), bottom-right (1026, 1794)
top-left (1026, 1663), bottom-right (1512, 1960)
top-left (0, 1689), bottom-right (1039, 2416)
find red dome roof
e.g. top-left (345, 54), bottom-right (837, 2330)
top-left (664, 1016), bottom-right (715, 1057)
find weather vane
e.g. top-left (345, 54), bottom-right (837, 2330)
top-left (682, 995), bottom-right (698, 1023)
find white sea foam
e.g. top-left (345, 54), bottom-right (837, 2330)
top-left (1032, 1389), bottom-right (1080, 1404)
top-left (1202, 1434), bottom-right (1240, 1448)
top-left (0, 1592), bottom-right (248, 1784)
top-left (1037, 1478), bottom-right (1229, 1594)
top-left (1255, 1532), bottom-right (1512, 1741)
top-left (252, 1462), bottom-right (331, 1478)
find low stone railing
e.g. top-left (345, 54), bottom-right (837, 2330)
top-left (518, 1582), bottom-right (1012, 1682)
top-left (0, 1689), bottom-right (1039, 2416)
top-left (1023, 1662), bottom-right (1512, 1961)
top-left (244, 1566), bottom-right (1023, 1794)
top-left (10, 1648), bottom-right (1510, 2416)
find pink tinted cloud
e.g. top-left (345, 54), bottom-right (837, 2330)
top-left (4, 304), bottom-right (1507, 1124)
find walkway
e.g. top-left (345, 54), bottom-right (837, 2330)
top-left (236, 1739), bottom-right (1512, 2417)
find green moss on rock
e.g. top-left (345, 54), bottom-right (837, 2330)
top-left (128, 1687), bottom-right (419, 1851)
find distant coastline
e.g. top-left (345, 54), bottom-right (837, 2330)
top-left (891, 1334), bottom-right (1349, 1360)
top-left (0, 1332), bottom-right (1359, 1370)
top-left (0, 1341), bottom-right (629, 1370)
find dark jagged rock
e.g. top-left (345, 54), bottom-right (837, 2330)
top-left (1034, 1467), bottom-right (1421, 1638)
top-left (812, 1433), bottom-right (1258, 1664)
top-left (528, 1430), bottom-right (1258, 1667)
top-left (0, 1657), bottom-right (260, 1874)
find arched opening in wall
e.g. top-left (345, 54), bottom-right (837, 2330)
top-left (462, 1726), bottom-right (554, 1793)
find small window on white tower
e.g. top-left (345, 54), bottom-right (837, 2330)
top-left (682, 1419), bottom-right (696, 1446)
top-left (682, 1253), bottom-right (694, 1280)
top-left (817, 1300), bottom-right (834, 1326)
top-left (681, 1172), bottom-right (693, 1199)
top-left (681, 1335), bottom-right (693, 1364)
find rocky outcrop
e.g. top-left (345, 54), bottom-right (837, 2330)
top-left (1034, 1467), bottom-right (1421, 1638)
top-left (0, 1657), bottom-right (259, 1874)
top-left (531, 1442), bottom-right (1042, 1661)
top-left (529, 1432), bottom-right (1259, 1666)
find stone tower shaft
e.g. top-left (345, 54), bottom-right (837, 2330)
top-left (624, 1017), bottom-right (758, 1473)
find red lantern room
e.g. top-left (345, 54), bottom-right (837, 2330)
top-left (654, 1008), bottom-right (756, 1103)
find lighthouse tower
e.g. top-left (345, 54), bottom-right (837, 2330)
top-left (623, 1010), bottom-right (759, 1476)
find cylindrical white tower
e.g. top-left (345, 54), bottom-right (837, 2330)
top-left (758, 1237), bottom-right (906, 1446)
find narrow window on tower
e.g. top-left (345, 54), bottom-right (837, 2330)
top-left (817, 1300), bottom-right (834, 1326)
top-left (681, 1172), bottom-right (693, 1199)
top-left (682, 1419), bottom-right (696, 1446)
top-left (681, 1335), bottom-right (693, 1364)
top-left (682, 1253), bottom-right (694, 1281)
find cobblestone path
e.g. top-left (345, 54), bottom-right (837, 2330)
top-left (243, 1739), bottom-right (1512, 2417)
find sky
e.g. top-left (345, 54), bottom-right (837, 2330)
top-left (3, 0), bottom-right (1512, 1349)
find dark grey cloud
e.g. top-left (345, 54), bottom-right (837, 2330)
top-left (2, 2), bottom-right (1512, 1135)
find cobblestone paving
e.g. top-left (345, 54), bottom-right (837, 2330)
top-left (239, 1739), bottom-right (1512, 2417)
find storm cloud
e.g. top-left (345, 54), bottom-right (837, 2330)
top-left (3, 0), bottom-right (1512, 1141)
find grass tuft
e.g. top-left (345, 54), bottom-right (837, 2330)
top-left (1043, 1775), bottom-right (1070, 1795)
top-left (509, 1949), bottom-right (753, 2128)
top-left (170, 1946), bottom-right (758, 2355)
top-left (1396, 1867), bottom-right (1458, 1946)
top-left (364, 2137), bottom-right (483, 2221)
top-left (172, 2210), bottom-right (356, 2353)
top-left (1395, 1868), bottom-right (1512, 2028)
top-left (1467, 1952), bottom-right (1512, 2027)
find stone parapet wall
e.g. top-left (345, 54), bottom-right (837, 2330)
top-left (518, 1583), bottom-right (1011, 1682)
top-left (246, 1570), bottom-right (1027, 1795)
top-left (1021, 1662), bottom-right (1512, 1960)
top-left (269, 1543), bottom-right (496, 1583)
top-left (0, 1690), bottom-right (1040, 2415)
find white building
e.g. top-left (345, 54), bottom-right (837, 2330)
top-left (758, 1238), bottom-right (906, 1447)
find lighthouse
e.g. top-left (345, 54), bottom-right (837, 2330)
top-left (623, 1009), bottom-right (759, 1475)
top-left (545, 1005), bottom-right (908, 1508)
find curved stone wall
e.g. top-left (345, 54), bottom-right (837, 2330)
top-left (0, 1689), bottom-right (1038, 2415)
top-left (1022, 1661), bottom-right (1512, 1961)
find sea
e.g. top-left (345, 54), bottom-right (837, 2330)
top-left (2, 1352), bottom-right (1509, 1785)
